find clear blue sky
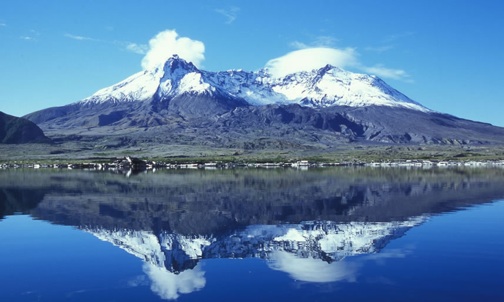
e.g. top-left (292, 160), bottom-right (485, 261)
top-left (1, 0), bottom-right (503, 126)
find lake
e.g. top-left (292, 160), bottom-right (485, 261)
top-left (1, 167), bottom-right (503, 301)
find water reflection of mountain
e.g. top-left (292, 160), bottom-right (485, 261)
top-left (83, 218), bottom-right (424, 275)
top-left (2, 168), bottom-right (504, 299)
top-left (2, 168), bottom-right (503, 242)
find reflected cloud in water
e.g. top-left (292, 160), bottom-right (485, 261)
top-left (268, 251), bottom-right (359, 283)
top-left (268, 247), bottom-right (412, 284)
top-left (143, 263), bottom-right (206, 300)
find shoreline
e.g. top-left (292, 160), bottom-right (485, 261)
top-left (2, 156), bottom-right (504, 171)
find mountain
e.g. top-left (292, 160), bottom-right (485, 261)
top-left (24, 55), bottom-right (504, 148)
top-left (0, 111), bottom-right (50, 144)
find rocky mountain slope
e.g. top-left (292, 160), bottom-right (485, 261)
top-left (24, 56), bottom-right (504, 148)
top-left (0, 111), bottom-right (50, 144)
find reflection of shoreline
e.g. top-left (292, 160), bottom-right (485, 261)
top-left (3, 167), bottom-right (504, 227)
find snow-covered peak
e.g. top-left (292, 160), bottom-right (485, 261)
top-left (257, 65), bottom-right (428, 111)
top-left (77, 56), bottom-right (430, 112)
top-left (158, 63), bottom-right (214, 97)
top-left (78, 55), bottom-right (210, 104)
top-left (161, 55), bottom-right (199, 77)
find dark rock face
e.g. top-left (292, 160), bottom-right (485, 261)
top-left (24, 98), bottom-right (504, 149)
top-left (0, 111), bottom-right (51, 144)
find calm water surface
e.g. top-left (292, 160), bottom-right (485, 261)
top-left (1, 167), bottom-right (503, 301)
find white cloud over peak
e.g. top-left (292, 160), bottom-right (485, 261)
top-left (265, 47), bottom-right (358, 78)
top-left (265, 43), bottom-right (410, 81)
top-left (141, 29), bottom-right (205, 70)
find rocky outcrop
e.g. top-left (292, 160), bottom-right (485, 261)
top-left (0, 111), bottom-right (51, 144)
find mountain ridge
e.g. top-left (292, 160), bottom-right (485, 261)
top-left (76, 55), bottom-right (428, 112)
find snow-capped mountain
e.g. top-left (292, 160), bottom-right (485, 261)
top-left (80, 55), bottom-right (428, 112)
top-left (24, 55), bottom-right (504, 147)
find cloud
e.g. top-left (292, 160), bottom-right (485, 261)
top-left (0, 22), bottom-right (6, 27)
top-left (141, 29), bottom-right (205, 70)
top-left (362, 65), bottom-right (411, 81)
top-left (64, 33), bottom-right (95, 41)
top-left (20, 30), bottom-right (40, 42)
top-left (215, 7), bottom-right (240, 24)
top-left (265, 42), bottom-right (411, 81)
top-left (126, 43), bottom-right (148, 55)
top-left (143, 263), bottom-right (206, 300)
top-left (265, 47), bottom-right (358, 78)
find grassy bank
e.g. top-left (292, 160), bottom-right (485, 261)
top-left (1, 141), bottom-right (504, 164)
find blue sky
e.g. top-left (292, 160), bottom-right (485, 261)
top-left (1, 0), bottom-right (503, 126)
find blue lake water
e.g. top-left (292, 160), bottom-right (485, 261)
top-left (1, 168), bottom-right (503, 301)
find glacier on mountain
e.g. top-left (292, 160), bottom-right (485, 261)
top-left (79, 55), bottom-right (429, 112)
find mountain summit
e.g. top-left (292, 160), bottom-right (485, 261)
top-left (25, 55), bottom-right (504, 149)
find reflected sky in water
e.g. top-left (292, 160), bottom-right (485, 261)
top-left (1, 168), bottom-right (504, 301)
